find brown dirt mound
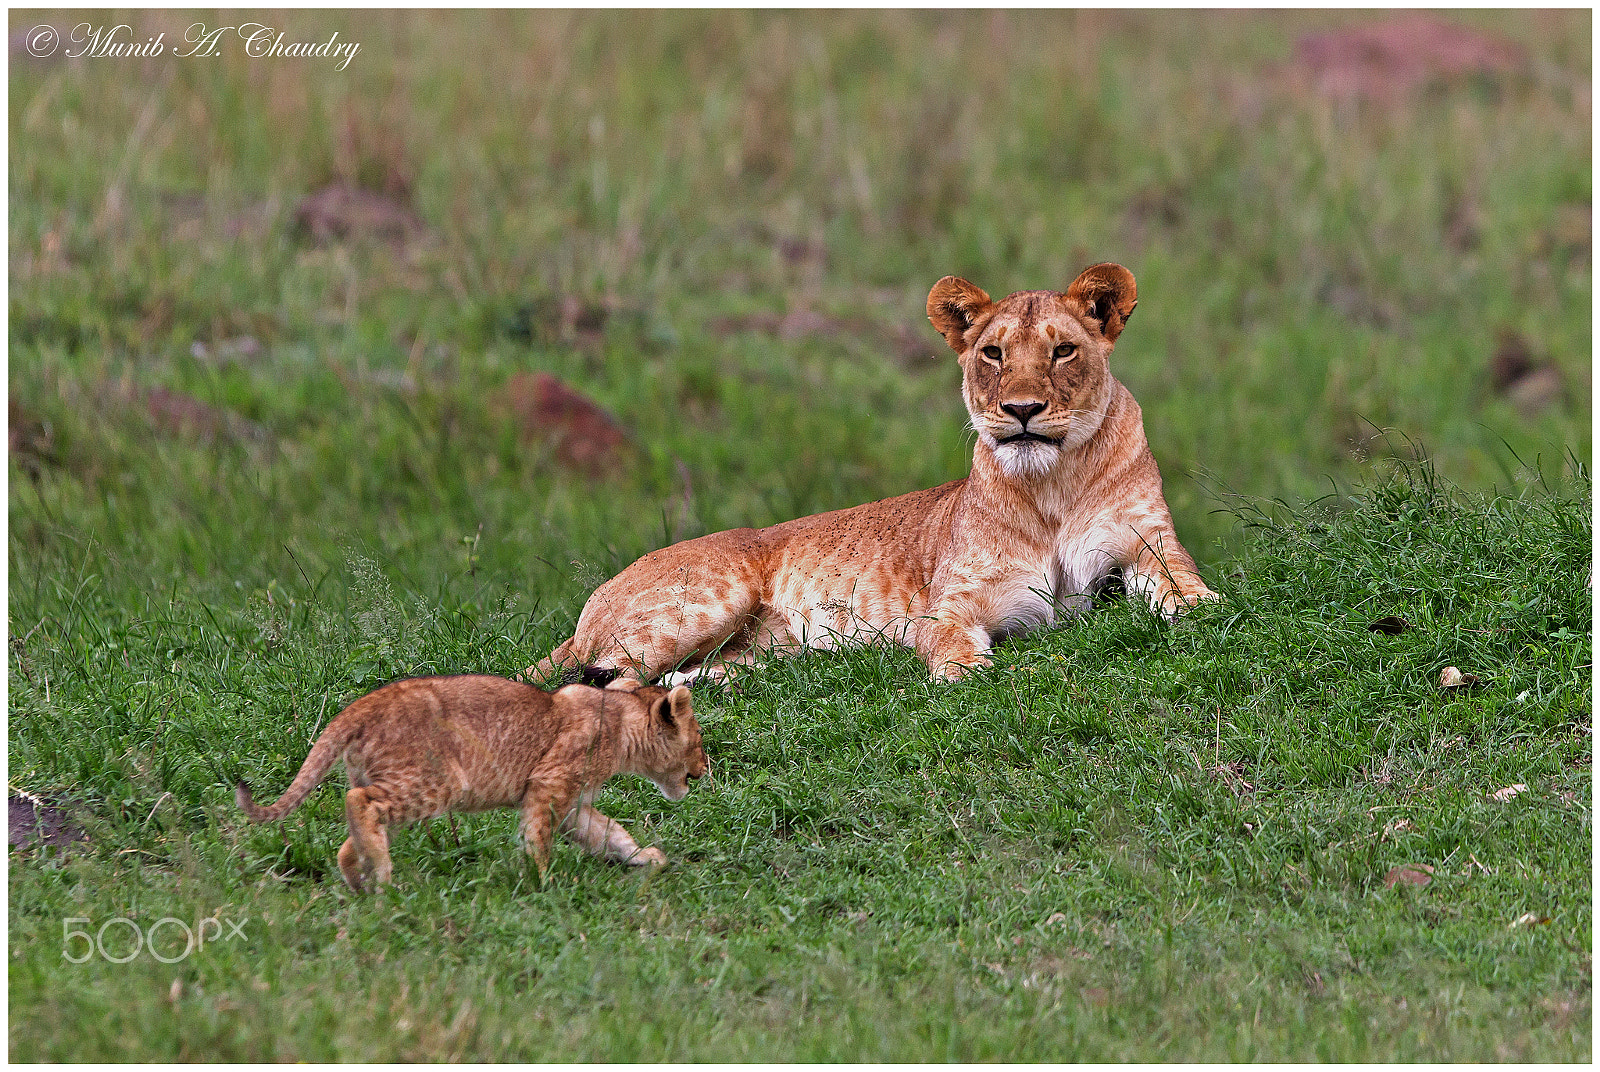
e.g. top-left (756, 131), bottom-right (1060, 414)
top-left (1489, 330), bottom-right (1566, 417)
top-left (294, 184), bottom-right (425, 244)
top-left (9, 398), bottom-right (57, 475)
top-left (1292, 16), bottom-right (1527, 102)
top-left (505, 372), bottom-right (634, 477)
top-left (9, 794), bottom-right (86, 851)
top-left (140, 385), bottom-right (270, 444)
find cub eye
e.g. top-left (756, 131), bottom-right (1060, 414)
top-left (1053, 343), bottom-right (1077, 360)
top-left (981, 345), bottom-right (1003, 362)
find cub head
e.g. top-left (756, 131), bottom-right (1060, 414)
top-left (927, 263), bottom-right (1137, 480)
top-left (629, 684), bottom-right (707, 801)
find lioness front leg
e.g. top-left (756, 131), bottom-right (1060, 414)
top-left (560, 803), bottom-right (666, 867)
top-left (914, 614), bottom-right (993, 682)
top-left (1123, 529), bottom-right (1217, 619)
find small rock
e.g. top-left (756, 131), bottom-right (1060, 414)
top-left (191, 336), bottom-right (263, 366)
top-left (1439, 666), bottom-right (1480, 689)
top-left (1488, 783), bottom-right (1528, 803)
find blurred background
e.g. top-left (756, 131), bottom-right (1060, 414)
top-left (9, 9), bottom-right (1591, 647)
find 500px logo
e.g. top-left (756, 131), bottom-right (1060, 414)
top-left (62, 914), bottom-right (248, 964)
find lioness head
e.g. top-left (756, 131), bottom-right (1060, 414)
top-left (629, 684), bottom-right (708, 801)
top-left (928, 263), bottom-right (1137, 480)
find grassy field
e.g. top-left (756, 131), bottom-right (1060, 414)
top-left (9, 9), bottom-right (1591, 1061)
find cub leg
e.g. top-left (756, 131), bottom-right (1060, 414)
top-left (518, 777), bottom-right (581, 879)
top-left (1123, 529), bottom-right (1216, 618)
top-left (336, 837), bottom-right (363, 891)
top-left (342, 787), bottom-right (394, 891)
top-left (560, 803), bottom-right (666, 867)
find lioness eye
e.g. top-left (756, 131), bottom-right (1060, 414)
top-left (981, 345), bottom-right (1002, 361)
top-left (1054, 343), bottom-right (1077, 360)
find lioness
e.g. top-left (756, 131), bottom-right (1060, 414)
top-left (532, 263), bottom-right (1215, 685)
top-left (236, 675), bottom-right (706, 889)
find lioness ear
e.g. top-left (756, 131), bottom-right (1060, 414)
top-left (1065, 263), bottom-right (1137, 343)
top-left (927, 276), bottom-right (993, 353)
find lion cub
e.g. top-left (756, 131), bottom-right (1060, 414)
top-left (236, 675), bottom-right (707, 890)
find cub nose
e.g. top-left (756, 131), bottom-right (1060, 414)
top-left (1001, 400), bottom-right (1046, 426)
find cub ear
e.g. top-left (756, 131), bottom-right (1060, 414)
top-left (651, 693), bottom-right (675, 727)
top-left (667, 684), bottom-right (693, 725)
top-left (926, 276), bottom-right (993, 353)
top-left (1064, 263), bottom-right (1137, 343)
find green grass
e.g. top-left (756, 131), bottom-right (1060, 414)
top-left (8, 9), bottom-right (1591, 1061)
top-left (9, 459), bottom-right (1592, 1061)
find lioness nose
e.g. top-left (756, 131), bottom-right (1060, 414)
top-left (1001, 400), bottom-right (1046, 425)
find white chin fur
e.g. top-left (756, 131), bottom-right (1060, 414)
top-left (992, 438), bottom-right (1062, 479)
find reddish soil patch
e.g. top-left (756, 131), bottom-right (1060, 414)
top-left (294, 184), bottom-right (424, 244)
top-left (1292, 16), bottom-right (1526, 102)
top-left (504, 372), bottom-right (634, 477)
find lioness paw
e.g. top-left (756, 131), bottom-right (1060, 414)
top-left (932, 655), bottom-right (990, 682)
top-left (632, 846), bottom-right (668, 868)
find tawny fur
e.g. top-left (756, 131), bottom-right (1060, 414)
top-left (530, 263), bottom-right (1217, 685)
top-left (236, 675), bottom-right (707, 890)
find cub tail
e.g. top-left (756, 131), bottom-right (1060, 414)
top-left (236, 717), bottom-right (359, 823)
